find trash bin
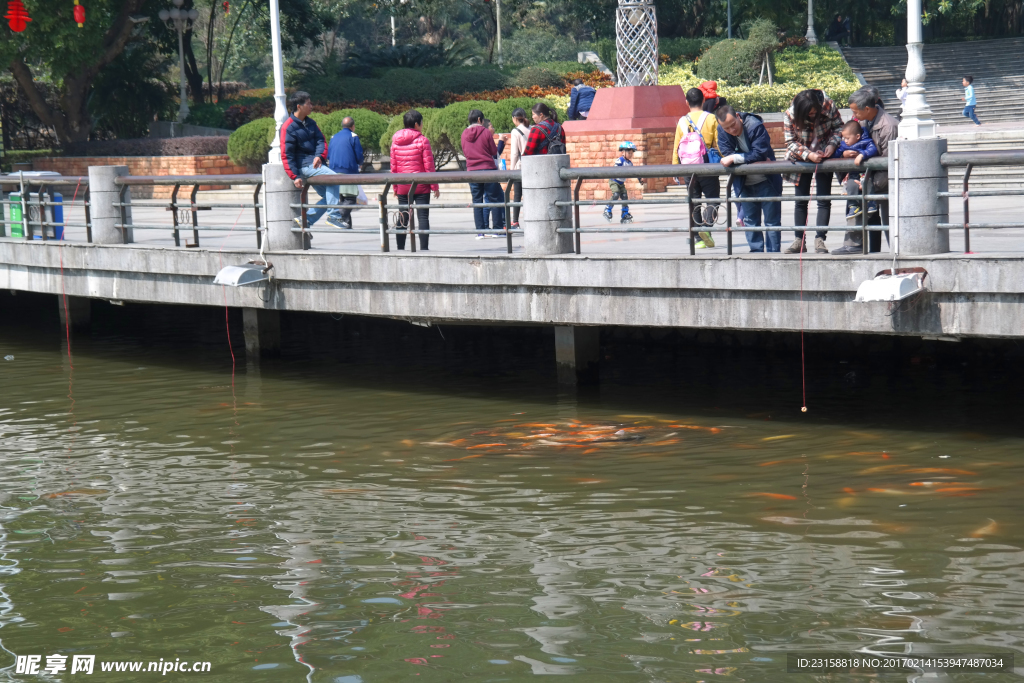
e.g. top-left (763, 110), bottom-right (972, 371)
top-left (6, 171), bottom-right (65, 240)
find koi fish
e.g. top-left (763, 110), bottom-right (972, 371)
top-left (762, 435), bottom-right (796, 441)
top-left (748, 492), bottom-right (798, 500)
top-left (970, 519), bottom-right (998, 537)
top-left (43, 489), bottom-right (107, 497)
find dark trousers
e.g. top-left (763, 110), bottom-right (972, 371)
top-left (793, 171), bottom-right (833, 242)
top-left (397, 193), bottom-right (430, 250)
top-left (470, 182), bottom-right (506, 232)
top-left (339, 194), bottom-right (356, 226)
top-left (842, 172), bottom-right (889, 252)
top-left (511, 180), bottom-right (522, 224)
top-left (685, 175), bottom-right (720, 226)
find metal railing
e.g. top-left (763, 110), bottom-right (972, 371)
top-left (938, 150), bottom-right (1024, 254)
top-left (559, 157), bottom-right (890, 255)
top-left (0, 173), bottom-right (91, 241)
top-left (300, 169), bottom-right (520, 254)
top-left (114, 174), bottom-right (264, 248)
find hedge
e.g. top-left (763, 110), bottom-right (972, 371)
top-left (227, 117), bottom-right (275, 169)
top-left (65, 136), bottom-right (228, 157)
top-left (311, 109), bottom-right (390, 153)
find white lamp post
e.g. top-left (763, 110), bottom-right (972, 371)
top-left (158, 0), bottom-right (200, 124)
top-left (898, 0), bottom-right (935, 139)
top-left (267, 0), bottom-right (288, 164)
top-left (805, 0), bottom-right (817, 45)
top-left (495, 0), bottom-right (502, 68)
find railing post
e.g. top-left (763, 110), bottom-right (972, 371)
top-left (262, 163), bottom-right (304, 251)
top-left (520, 154), bottom-right (573, 256)
top-left (891, 138), bottom-right (948, 255)
top-left (87, 165), bottom-right (133, 244)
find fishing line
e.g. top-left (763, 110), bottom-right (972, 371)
top-left (217, 206), bottom-right (247, 386)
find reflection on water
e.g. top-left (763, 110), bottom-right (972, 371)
top-left (0, 296), bottom-right (1022, 682)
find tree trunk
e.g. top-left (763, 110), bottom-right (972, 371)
top-left (183, 27), bottom-right (206, 105)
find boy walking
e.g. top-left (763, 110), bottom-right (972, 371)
top-left (962, 75), bottom-right (981, 125)
top-left (604, 142), bottom-right (644, 224)
top-left (832, 120), bottom-right (878, 219)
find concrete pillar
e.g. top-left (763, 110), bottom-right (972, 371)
top-left (521, 154), bottom-right (573, 256)
top-left (890, 137), bottom-right (948, 255)
top-left (554, 325), bottom-right (599, 385)
top-left (87, 165), bottom-right (133, 244)
top-left (57, 295), bottom-right (90, 332)
top-left (263, 163), bottom-right (305, 251)
top-left (243, 308), bottom-right (281, 360)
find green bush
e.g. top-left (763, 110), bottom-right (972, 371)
top-left (659, 37), bottom-right (716, 63)
top-left (185, 102), bottom-right (229, 129)
top-left (430, 100), bottom-right (500, 155)
top-left (227, 117), bottom-right (276, 169)
top-left (319, 109), bottom-right (390, 154)
top-left (695, 38), bottom-right (763, 85)
top-left (501, 27), bottom-right (578, 66)
top-left (528, 61), bottom-right (598, 76)
top-left (434, 68), bottom-right (509, 95)
top-left (380, 108), bottom-right (460, 169)
top-left (772, 46), bottom-right (857, 86)
top-left (512, 66), bottom-right (565, 88)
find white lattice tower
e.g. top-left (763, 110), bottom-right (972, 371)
top-left (615, 0), bottom-right (658, 86)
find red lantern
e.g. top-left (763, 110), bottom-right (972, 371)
top-left (4, 0), bottom-right (32, 32)
top-left (73, 0), bottom-right (84, 26)
top-left (222, 0), bottom-right (228, 13)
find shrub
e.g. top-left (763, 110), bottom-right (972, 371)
top-left (65, 136), bottom-right (229, 157)
top-left (319, 109), bottom-right (390, 154)
top-left (696, 38), bottom-right (763, 85)
top-left (185, 102), bottom-right (230, 129)
top-left (659, 37), bottom-right (716, 63)
top-left (501, 27), bottom-right (578, 66)
top-left (379, 108), bottom-right (457, 170)
top-left (772, 46), bottom-right (857, 86)
top-left (434, 68), bottom-right (510, 95)
top-left (528, 61), bottom-right (598, 76)
top-left (512, 66), bottom-right (565, 89)
top-left (430, 100), bottom-right (501, 156)
top-left (227, 117), bottom-right (276, 168)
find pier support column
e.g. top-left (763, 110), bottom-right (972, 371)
top-left (555, 326), bottom-right (599, 385)
top-left (521, 154), bottom-right (573, 256)
top-left (891, 138), bottom-right (948, 255)
top-left (243, 308), bottom-right (280, 360)
top-left (57, 295), bottom-right (90, 332)
top-left (263, 163), bottom-right (305, 251)
top-left (87, 165), bottom-right (133, 244)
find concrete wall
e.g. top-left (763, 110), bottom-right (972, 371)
top-left (3, 241), bottom-right (1024, 339)
top-left (31, 156), bottom-right (248, 199)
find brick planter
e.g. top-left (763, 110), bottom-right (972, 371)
top-left (31, 155), bottom-right (249, 199)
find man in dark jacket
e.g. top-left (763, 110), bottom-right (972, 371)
top-left (280, 90), bottom-right (342, 229)
top-left (567, 79), bottom-right (597, 120)
top-left (716, 105), bottom-right (783, 253)
top-left (825, 14), bottom-right (851, 45)
top-left (327, 116), bottom-right (364, 229)
top-left (460, 109), bottom-right (503, 235)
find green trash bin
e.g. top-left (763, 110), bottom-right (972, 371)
top-left (8, 192), bottom-right (24, 238)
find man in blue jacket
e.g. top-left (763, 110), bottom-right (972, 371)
top-left (327, 116), bottom-right (364, 229)
top-left (715, 105), bottom-right (783, 253)
top-left (567, 79), bottom-right (597, 120)
top-left (279, 91), bottom-right (343, 229)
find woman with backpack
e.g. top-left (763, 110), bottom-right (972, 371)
top-left (523, 103), bottom-right (565, 156)
top-left (673, 87), bottom-right (721, 249)
top-left (508, 108), bottom-right (530, 228)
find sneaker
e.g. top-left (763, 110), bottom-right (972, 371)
top-left (866, 204), bottom-right (878, 215)
top-left (831, 245), bottom-right (863, 255)
top-left (785, 237), bottom-right (806, 254)
top-left (814, 237), bottom-right (828, 254)
top-left (698, 231), bottom-right (715, 248)
top-left (510, 222), bottom-right (520, 229)
top-left (325, 215), bottom-right (347, 229)
top-left (847, 205), bottom-right (863, 219)
top-left (695, 240), bottom-right (707, 249)
top-left (476, 234), bottom-right (487, 240)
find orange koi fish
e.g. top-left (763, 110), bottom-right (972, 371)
top-left (748, 492), bottom-right (798, 500)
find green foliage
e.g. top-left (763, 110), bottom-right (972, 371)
top-left (772, 46), bottom-right (857, 85)
top-left (486, 97), bottom-right (538, 132)
top-left (584, 38), bottom-right (617, 73)
top-left (227, 117), bottom-right (276, 169)
top-left (512, 67), bottom-right (565, 88)
top-left (89, 43), bottom-right (176, 139)
top-left (319, 109), bottom-right (390, 154)
top-left (352, 41), bottom-right (479, 71)
top-left (659, 37), bottom-right (716, 63)
top-left (527, 61), bottom-right (598, 76)
top-left (695, 38), bottom-right (764, 85)
top-left (185, 103), bottom-right (230, 129)
top-left (433, 68), bottom-right (510, 95)
top-left (501, 27), bottom-right (579, 66)
top-left (430, 100), bottom-right (500, 155)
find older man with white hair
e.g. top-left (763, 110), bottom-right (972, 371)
top-left (831, 86), bottom-right (899, 255)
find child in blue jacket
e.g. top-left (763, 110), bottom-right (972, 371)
top-left (833, 120), bottom-right (878, 219)
top-left (603, 142), bottom-right (645, 224)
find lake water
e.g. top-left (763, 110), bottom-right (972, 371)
top-left (1, 296), bottom-right (1022, 682)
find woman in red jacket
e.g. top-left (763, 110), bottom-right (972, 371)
top-left (389, 109), bottom-right (440, 250)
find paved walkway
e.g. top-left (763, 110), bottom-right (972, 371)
top-left (31, 189), bottom-right (1021, 256)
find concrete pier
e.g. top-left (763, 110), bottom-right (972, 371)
top-left (243, 307), bottom-right (281, 360)
top-left (555, 326), bottom-right (600, 385)
top-left (57, 294), bottom-right (91, 332)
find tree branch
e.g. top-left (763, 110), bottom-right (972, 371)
top-left (9, 58), bottom-right (69, 142)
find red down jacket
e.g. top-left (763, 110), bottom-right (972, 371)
top-left (389, 128), bottom-right (438, 196)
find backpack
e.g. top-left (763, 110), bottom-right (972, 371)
top-left (677, 112), bottom-right (709, 165)
top-left (538, 121), bottom-right (566, 155)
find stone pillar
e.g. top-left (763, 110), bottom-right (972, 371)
top-left (57, 295), bottom-right (91, 332)
top-left (521, 154), bottom-right (573, 256)
top-left (890, 138), bottom-right (948, 256)
top-left (87, 165), bottom-right (132, 244)
top-left (243, 308), bottom-right (281, 360)
top-left (555, 326), bottom-right (600, 385)
top-left (263, 163), bottom-right (304, 251)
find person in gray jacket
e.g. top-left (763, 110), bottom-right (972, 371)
top-left (832, 86), bottom-right (899, 255)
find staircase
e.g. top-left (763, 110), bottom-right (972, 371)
top-left (841, 37), bottom-right (1024, 126)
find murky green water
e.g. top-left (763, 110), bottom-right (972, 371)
top-left (2, 299), bottom-right (1023, 682)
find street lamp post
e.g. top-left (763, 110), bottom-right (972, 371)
top-left (805, 0), bottom-right (817, 45)
top-left (727, 0), bottom-right (731, 38)
top-left (495, 0), bottom-right (502, 67)
top-left (267, 0), bottom-right (288, 164)
top-left (158, 0), bottom-right (200, 124)
top-left (898, 0), bottom-right (935, 139)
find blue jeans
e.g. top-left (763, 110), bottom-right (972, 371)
top-left (300, 164), bottom-right (341, 225)
top-left (740, 180), bottom-right (782, 253)
top-left (963, 105), bottom-right (980, 125)
top-left (470, 182), bottom-right (506, 232)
